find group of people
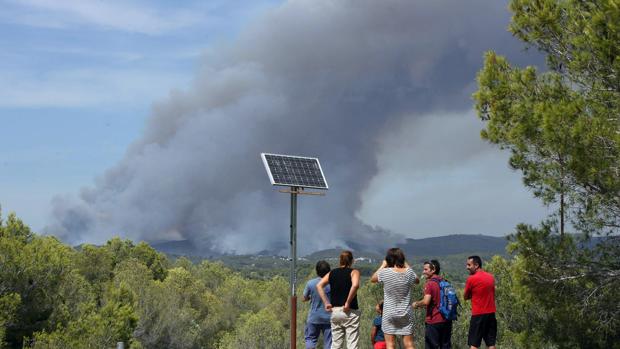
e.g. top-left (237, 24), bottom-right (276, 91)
top-left (302, 249), bottom-right (497, 349)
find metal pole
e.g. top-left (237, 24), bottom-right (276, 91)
top-left (290, 187), bottom-right (298, 349)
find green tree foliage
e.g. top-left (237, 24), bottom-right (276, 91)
top-left (32, 295), bottom-right (138, 349)
top-left (217, 306), bottom-right (289, 349)
top-left (130, 242), bottom-right (168, 281)
top-left (0, 212), bottom-right (168, 348)
top-left (5, 209), bottom-right (574, 348)
top-left (474, 0), bottom-right (620, 234)
top-left (130, 267), bottom-right (210, 348)
top-left (506, 226), bottom-right (619, 347)
top-left (0, 212), bottom-right (33, 242)
top-left (76, 244), bottom-right (114, 300)
top-left (0, 293), bottom-right (20, 348)
top-left (485, 256), bottom-right (557, 348)
top-left (15, 208), bottom-right (614, 348)
top-left (473, 0), bottom-right (620, 346)
top-left (0, 213), bottom-right (75, 347)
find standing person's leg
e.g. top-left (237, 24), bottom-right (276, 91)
top-left (321, 323), bottom-right (332, 349)
top-left (467, 315), bottom-right (483, 349)
top-left (482, 314), bottom-right (497, 349)
top-left (305, 323), bottom-right (320, 349)
top-left (343, 309), bottom-right (361, 349)
top-left (385, 334), bottom-right (397, 349)
top-left (425, 323), bottom-right (440, 349)
top-left (439, 321), bottom-right (452, 349)
top-left (330, 307), bottom-right (346, 349)
top-left (402, 334), bottom-right (416, 349)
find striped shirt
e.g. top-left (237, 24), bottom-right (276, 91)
top-left (378, 268), bottom-right (417, 335)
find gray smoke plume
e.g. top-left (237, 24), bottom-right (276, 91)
top-left (46, 0), bottom-right (539, 255)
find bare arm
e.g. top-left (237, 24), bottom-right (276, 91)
top-left (370, 325), bottom-right (377, 345)
top-left (413, 294), bottom-right (432, 308)
top-left (316, 272), bottom-right (332, 311)
top-left (371, 260), bottom-right (387, 283)
top-left (407, 263), bottom-right (420, 284)
top-left (344, 269), bottom-right (360, 312)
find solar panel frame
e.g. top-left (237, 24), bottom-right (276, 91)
top-left (261, 153), bottom-right (329, 190)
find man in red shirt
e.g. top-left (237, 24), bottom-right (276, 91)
top-left (464, 256), bottom-right (496, 349)
top-left (412, 259), bottom-right (452, 349)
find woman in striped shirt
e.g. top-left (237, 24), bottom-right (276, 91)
top-left (371, 248), bottom-right (419, 349)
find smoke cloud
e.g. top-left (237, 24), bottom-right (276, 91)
top-left (46, 0), bottom-right (539, 255)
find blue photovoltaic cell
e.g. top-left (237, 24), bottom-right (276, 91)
top-left (261, 153), bottom-right (328, 189)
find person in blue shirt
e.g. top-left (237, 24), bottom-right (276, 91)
top-left (303, 260), bottom-right (332, 349)
top-left (371, 300), bottom-right (386, 349)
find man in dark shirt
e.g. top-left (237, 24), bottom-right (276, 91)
top-left (464, 256), bottom-right (496, 349)
top-left (413, 259), bottom-right (452, 349)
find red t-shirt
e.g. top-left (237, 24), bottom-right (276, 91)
top-left (424, 277), bottom-right (447, 324)
top-left (464, 270), bottom-right (496, 315)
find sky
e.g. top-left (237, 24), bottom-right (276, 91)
top-left (0, 0), bottom-right (550, 254)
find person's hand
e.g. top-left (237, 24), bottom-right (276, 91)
top-left (343, 302), bottom-right (350, 313)
top-left (412, 301), bottom-right (418, 309)
top-left (325, 303), bottom-right (333, 312)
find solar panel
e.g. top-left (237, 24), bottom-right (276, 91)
top-left (261, 153), bottom-right (328, 190)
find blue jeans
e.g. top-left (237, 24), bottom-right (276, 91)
top-left (305, 322), bottom-right (332, 349)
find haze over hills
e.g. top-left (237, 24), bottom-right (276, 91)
top-left (152, 234), bottom-right (509, 259)
top-left (398, 234), bottom-right (508, 257)
top-left (150, 234), bottom-right (509, 282)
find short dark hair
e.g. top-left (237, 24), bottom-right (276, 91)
top-left (424, 259), bottom-right (441, 275)
top-left (385, 248), bottom-right (406, 268)
top-left (339, 250), bottom-right (353, 267)
top-left (316, 260), bottom-right (331, 277)
top-left (468, 255), bottom-right (483, 268)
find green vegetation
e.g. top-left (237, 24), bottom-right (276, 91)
top-left (1, 1), bottom-right (617, 348)
top-left (0, 210), bottom-right (555, 349)
top-left (473, 0), bottom-right (620, 347)
top-left (2, 208), bottom-right (617, 348)
top-left (0, 211), bottom-right (293, 348)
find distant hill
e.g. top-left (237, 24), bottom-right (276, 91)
top-left (302, 234), bottom-right (508, 267)
top-left (304, 248), bottom-right (383, 264)
top-left (150, 240), bottom-right (208, 257)
top-left (397, 234), bottom-right (508, 257)
top-left (150, 234), bottom-right (508, 260)
top-left (149, 234), bottom-right (509, 283)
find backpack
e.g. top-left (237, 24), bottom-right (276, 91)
top-left (431, 277), bottom-right (459, 321)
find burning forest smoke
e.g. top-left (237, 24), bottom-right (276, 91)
top-left (46, 0), bottom-right (537, 255)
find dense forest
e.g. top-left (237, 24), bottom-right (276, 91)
top-left (0, 210), bottom-right (618, 349)
top-left (1, 0), bottom-right (619, 348)
top-left (0, 212), bottom-right (435, 349)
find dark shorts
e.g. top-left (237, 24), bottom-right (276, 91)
top-left (468, 313), bottom-right (497, 347)
top-left (425, 321), bottom-right (452, 349)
